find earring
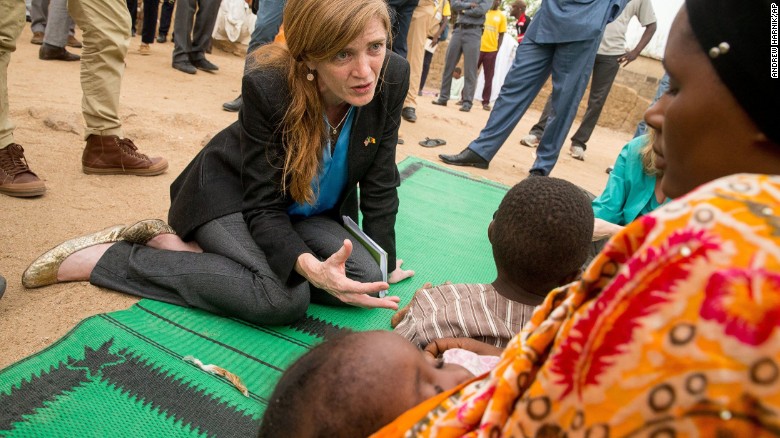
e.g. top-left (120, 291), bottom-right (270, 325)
top-left (306, 71), bottom-right (314, 81)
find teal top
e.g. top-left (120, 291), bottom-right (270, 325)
top-left (592, 135), bottom-right (668, 226)
top-left (288, 107), bottom-right (355, 217)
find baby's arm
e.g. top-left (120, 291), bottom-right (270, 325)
top-left (423, 337), bottom-right (503, 359)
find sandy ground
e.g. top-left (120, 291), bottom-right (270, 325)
top-left (0, 24), bottom-right (633, 369)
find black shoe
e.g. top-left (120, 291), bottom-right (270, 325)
top-left (528, 169), bottom-right (546, 177)
top-left (39, 43), bottom-right (80, 61)
top-left (438, 148), bottom-right (489, 169)
top-left (191, 58), bottom-right (219, 72)
top-left (157, 34), bottom-right (167, 43)
top-left (223, 94), bottom-right (243, 112)
top-left (459, 102), bottom-right (472, 112)
top-left (401, 107), bottom-right (417, 122)
top-left (431, 99), bottom-right (447, 106)
top-left (172, 61), bottom-right (197, 74)
top-left (0, 274), bottom-right (5, 300)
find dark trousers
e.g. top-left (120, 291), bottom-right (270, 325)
top-left (172, 0), bottom-right (220, 63)
top-left (419, 50), bottom-right (433, 91)
top-left (126, 0), bottom-right (137, 33)
top-left (140, 0), bottom-right (159, 43)
top-left (438, 27), bottom-right (482, 103)
top-left (386, 0), bottom-right (419, 59)
top-left (529, 53), bottom-right (622, 150)
top-left (91, 213), bottom-right (382, 325)
top-left (158, 0), bottom-right (175, 36)
top-left (478, 50), bottom-right (498, 105)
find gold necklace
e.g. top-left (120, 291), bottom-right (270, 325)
top-left (328, 107), bottom-right (350, 137)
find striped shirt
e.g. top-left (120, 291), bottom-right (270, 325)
top-left (393, 283), bottom-right (536, 349)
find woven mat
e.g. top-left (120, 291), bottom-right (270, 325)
top-left (0, 157), bottom-right (508, 437)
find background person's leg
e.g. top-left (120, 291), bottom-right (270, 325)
top-left (531, 38), bottom-right (600, 174)
top-left (0, 0), bottom-right (26, 147)
top-left (467, 41), bottom-right (554, 162)
top-left (246, 0), bottom-right (285, 55)
top-left (459, 28), bottom-right (482, 106)
top-left (437, 29), bottom-right (464, 101)
top-left (68, 0), bottom-right (129, 138)
top-left (569, 54), bottom-right (621, 150)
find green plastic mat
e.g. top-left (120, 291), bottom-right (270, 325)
top-left (0, 157), bottom-right (508, 437)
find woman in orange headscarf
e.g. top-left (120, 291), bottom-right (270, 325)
top-left (375, 0), bottom-right (780, 435)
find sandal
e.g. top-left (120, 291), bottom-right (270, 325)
top-left (418, 137), bottom-right (447, 148)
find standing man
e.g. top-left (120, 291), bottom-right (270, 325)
top-left (171, 0), bottom-right (221, 74)
top-left (431, 0), bottom-right (492, 112)
top-left (520, 0), bottom-right (657, 161)
top-left (477, 0), bottom-right (506, 111)
top-left (401, 0), bottom-right (446, 122)
top-left (439, 0), bottom-right (628, 175)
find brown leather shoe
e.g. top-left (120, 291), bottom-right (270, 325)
top-left (67, 35), bottom-right (83, 48)
top-left (82, 135), bottom-right (168, 176)
top-left (0, 144), bottom-right (46, 197)
top-left (39, 43), bottom-right (80, 61)
top-left (30, 31), bottom-right (44, 45)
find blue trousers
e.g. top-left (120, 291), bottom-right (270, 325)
top-left (247, 0), bottom-right (285, 55)
top-left (468, 36), bottom-right (601, 175)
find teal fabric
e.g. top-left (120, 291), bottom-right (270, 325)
top-left (288, 107), bottom-right (354, 217)
top-left (592, 135), bottom-right (668, 226)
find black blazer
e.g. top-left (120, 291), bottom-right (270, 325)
top-left (169, 51), bottom-right (410, 286)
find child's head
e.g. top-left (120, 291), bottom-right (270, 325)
top-left (452, 66), bottom-right (462, 79)
top-left (511, 0), bottom-right (526, 17)
top-left (258, 331), bottom-right (473, 437)
top-left (489, 176), bottom-right (593, 297)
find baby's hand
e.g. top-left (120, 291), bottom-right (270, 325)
top-left (424, 337), bottom-right (503, 359)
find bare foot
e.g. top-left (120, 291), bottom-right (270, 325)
top-left (147, 234), bottom-right (203, 252)
top-left (58, 243), bottom-right (113, 282)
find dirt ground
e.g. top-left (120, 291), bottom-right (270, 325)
top-left (0, 24), bottom-right (634, 369)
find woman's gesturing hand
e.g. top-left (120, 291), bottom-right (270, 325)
top-left (295, 240), bottom-right (400, 310)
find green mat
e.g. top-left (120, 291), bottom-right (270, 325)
top-left (0, 157), bottom-right (508, 437)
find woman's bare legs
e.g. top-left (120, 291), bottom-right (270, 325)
top-left (57, 234), bottom-right (202, 282)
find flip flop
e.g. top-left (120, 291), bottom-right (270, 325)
top-left (419, 137), bottom-right (447, 148)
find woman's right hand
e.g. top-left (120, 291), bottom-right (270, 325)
top-left (592, 218), bottom-right (624, 241)
top-left (295, 239), bottom-right (400, 310)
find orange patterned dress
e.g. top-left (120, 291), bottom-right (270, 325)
top-left (374, 174), bottom-right (780, 437)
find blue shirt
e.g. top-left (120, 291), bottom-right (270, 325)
top-left (592, 135), bottom-right (669, 226)
top-left (288, 107), bottom-right (354, 217)
top-left (525, 0), bottom-right (629, 43)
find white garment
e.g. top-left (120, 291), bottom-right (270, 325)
top-left (474, 35), bottom-right (519, 103)
top-left (212, 0), bottom-right (257, 44)
top-left (449, 76), bottom-right (465, 101)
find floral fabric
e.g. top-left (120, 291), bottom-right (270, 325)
top-left (373, 174), bottom-right (780, 437)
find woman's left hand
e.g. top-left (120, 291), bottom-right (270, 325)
top-left (388, 259), bottom-right (414, 284)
